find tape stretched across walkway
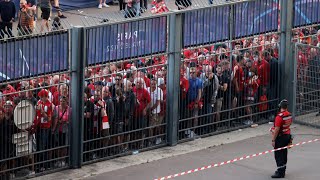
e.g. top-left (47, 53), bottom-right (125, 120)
top-left (153, 138), bottom-right (319, 180)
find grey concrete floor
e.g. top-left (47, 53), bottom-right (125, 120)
top-left (85, 126), bottom-right (320, 180)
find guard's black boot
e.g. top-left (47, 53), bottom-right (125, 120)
top-left (271, 171), bottom-right (285, 178)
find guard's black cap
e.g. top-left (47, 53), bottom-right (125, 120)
top-left (278, 99), bottom-right (288, 109)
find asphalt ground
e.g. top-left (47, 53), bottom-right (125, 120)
top-left (84, 125), bottom-right (320, 180)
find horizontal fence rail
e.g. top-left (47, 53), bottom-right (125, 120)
top-left (1, 0), bottom-right (320, 179)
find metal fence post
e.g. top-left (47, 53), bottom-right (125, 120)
top-left (167, 13), bottom-right (182, 146)
top-left (70, 26), bottom-right (85, 168)
top-left (279, 0), bottom-right (294, 112)
top-left (292, 43), bottom-right (298, 121)
top-left (227, 4), bottom-right (234, 127)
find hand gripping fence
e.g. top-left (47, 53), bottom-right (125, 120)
top-left (154, 138), bottom-right (319, 180)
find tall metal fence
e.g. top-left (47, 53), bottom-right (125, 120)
top-left (0, 30), bottom-right (71, 179)
top-left (1, 0), bottom-right (320, 179)
top-left (82, 16), bottom-right (169, 164)
top-left (293, 42), bottom-right (320, 128)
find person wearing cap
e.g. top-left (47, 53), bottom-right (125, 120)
top-left (32, 89), bottom-right (54, 171)
top-left (270, 99), bottom-right (293, 178)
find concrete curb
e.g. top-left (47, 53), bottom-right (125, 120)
top-left (33, 123), bottom-right (283, 180)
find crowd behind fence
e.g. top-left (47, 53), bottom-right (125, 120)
top-left (1, 0), bottom-right (320, 179)
top-left (178, 34), bottom-right (280, 140)
top-left (293, 30), bottom-right (320, 118)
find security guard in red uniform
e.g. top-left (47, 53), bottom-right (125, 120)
top-left (271, 99), bottom-right (292, 178)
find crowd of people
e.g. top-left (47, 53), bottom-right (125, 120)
top-left (178, 34), bottom-right (280, 138)
top-left (293, 26), bottom-right (320, 116)
top-left (1, 6), bottom-right (320, 178)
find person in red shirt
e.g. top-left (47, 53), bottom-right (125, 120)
top-left (270, 99), bottom-right (292, 178)
top-left (33, 90), bottom-right (54, 130)
top-left (133, 77), bottom-right (151, 148)
top-left (232, 55), bottom-right (246, 109)
top-left (2, 84), bottom-right (18, 101)
top-left (137, 71), bottom-right (150, 88)
top-left (179, 69), bottom-right (189, 120)
top-left (244, 68), bottom-right (260, 124)
top-left (198, 46), bottom-right (209, 55)
top-left (254, 51), bottom-right (270, 87)
top-left (253, 51), bottom-right (270, 102)
top-left (297, 52), bottom-right (308, 83)
top-left (183, 49), bottom-right (192, 60)
top-left (184, 49), bottom-right (198, 64)
top-left (151, 0), bottom-right (169, 14)
top-left (32, 89), bottom-right (54, 170)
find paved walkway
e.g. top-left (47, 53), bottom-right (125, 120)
top-left (85, 125), bottom-right (320, 180)
top-left (34, 124), bottom-right (320, 180)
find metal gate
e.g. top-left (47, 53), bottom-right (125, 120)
top-left (82, 15), bottom-right (169, 164)
top-left (0, 31), bottom-right (71, 179)
top-left (294, 42), bottom-right (320, 128)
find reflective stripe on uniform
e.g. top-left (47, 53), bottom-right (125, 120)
top-left (283, 116), bottom-right (292, 120)
top-left (277, 165), bottom-right (286, 169)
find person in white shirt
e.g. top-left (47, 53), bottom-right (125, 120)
top-left (147, 78), bottom-right (163, 145)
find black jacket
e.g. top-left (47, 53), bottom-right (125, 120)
top-left (0, 115), bottom-right (18, 160)
top-left (0, 1), bottom-right (16, 22)
top-left (124, 90), bottom-right (136, 120)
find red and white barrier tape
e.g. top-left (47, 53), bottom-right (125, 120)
top-left (154, 138), bottom-right (319, 180)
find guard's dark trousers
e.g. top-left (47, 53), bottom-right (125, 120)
top-left (274, 134), bottom-right (291, 175)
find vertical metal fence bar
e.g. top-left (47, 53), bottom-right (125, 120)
top-left (279, 0), bottom-right (293, 110)
top-left (167, 13), bottom-right (182, 146)
top-left (292, 44), bottom-right (298, 121)
top-left (70, 27), bottom-right (85, 168)
top-left (227, 4), bottom-right (234, 128)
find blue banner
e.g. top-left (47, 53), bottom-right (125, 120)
top-left (86, 16), bottom-right (167, 65)
top-left (234, 0), bottom-right (280, 38)
top-left (0, 33), bottom-right (69, 82)
top-left (183, 6), bottom-right (230, 47)
top-left (294, 0), bottom-right (320, 27)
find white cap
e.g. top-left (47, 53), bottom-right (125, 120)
top-left (157, 78), bottom-right (165, 86)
